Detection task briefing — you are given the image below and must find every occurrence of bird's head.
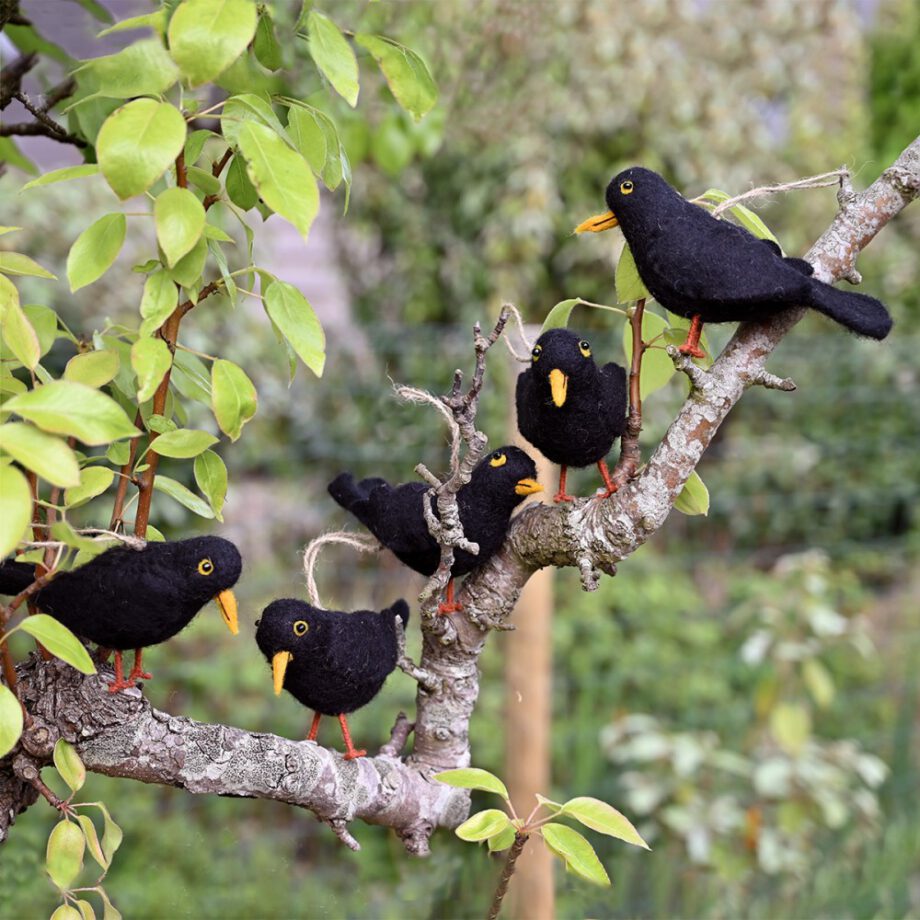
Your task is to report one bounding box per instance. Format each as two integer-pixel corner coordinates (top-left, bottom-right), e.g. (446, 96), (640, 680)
(255, 599), (323, 695)
(174, 535), (242, 636)
(527, 328), (600, 408)
(469, 445), (541, 506)
(575, 166), (680, 240)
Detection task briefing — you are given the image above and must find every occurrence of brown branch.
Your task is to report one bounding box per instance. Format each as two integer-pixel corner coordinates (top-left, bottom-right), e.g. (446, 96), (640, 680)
(202, 147), (233, 210)
(109, 412), (144, 531)
(0, 52), (36, 110)
(612, 296), (645, 489)
(488, 832), (529, 920)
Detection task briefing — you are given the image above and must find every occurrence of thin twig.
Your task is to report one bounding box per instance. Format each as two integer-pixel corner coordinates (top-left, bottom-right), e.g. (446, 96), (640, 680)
(378, 712), (415, 758)
(611, 298), (646, 489)
(487, 832), (529, 920)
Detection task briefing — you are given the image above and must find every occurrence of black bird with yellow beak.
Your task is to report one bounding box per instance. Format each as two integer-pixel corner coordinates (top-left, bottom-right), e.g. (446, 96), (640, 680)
(576, 166), (892, 356)
(0, 536), (241, 692)
(256, 598), (409, 760)
(329, 446), (541, 614)
(516, 328), (627, 502)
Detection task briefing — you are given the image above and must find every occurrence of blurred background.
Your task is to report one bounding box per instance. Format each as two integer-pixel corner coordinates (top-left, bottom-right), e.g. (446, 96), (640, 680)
(1, 0), (918, 917)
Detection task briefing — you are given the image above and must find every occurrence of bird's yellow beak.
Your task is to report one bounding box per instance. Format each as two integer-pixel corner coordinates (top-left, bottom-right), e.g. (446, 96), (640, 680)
(215, 589), (239, 635)
(575, 210), (618, 233)
(549, 369), (568, 407)
(515, 478), (543, 496)
(272, 650), (293, 696)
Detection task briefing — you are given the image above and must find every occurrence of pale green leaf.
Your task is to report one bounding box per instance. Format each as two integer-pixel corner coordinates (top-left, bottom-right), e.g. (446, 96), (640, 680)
(22, 164), (99, 190)
(3, 381), (140, 445)
(540, 297), (627, 334)
(673, 470), (710, 516)
(66, 213), (126, 292)
(203, 223), (233, 243)
(94, 802), (123, 864)
(194, 450), (227, 521)
(82, 38), (179, 99)
(64, 466), (115, 509)
(0, 683), (24, 759)
(168, 0), (258, 87)
(253, 9), (282, 71)
(131, 337), (172, 403)
(225, 153), (258, 209)
(220, 93), (290, 149)
(237, 122), (319, 240)
(97, 9), (166, 38)
(487, 824), (517, 852)
(696, 188), (779, 244)
(434, 768), (509, 800)
(153, 475), (215, 518)
(355, 33), (437, 121)
(0, 423), (80, 487)
(187, 165), (221, 195)
(211, 358), (257, 441)
(0, 464), (32, 557)
(770, 702), (811, 755)
(541, 823), (611, 887)
(287, 106), (326, 175)
(51, 906), (82, 920)
(0, 251), (56, 279)
(64, 350), (120, 388)
(167, 236), (207, 290)
(560, 797), (650, 849)
(263, 281), (325, 376)
(282, 101), (346, 191)
(74, 900), (97, 920)
(615, 243), (651, 303)
(139, 270), (179, 336)
(76, 814), (107, 872)
(803, 659), (835, 708)
(455, 809), (512, 843)
(24, 304), (60, 354)
(50, 521), (100, 552)
(46, 819), (85, 889)
(53, 739), (86, 793)
(0, 227), (22, 235)
(97, 99), (186, 200)
(19, 614), (96, 674)
(155, 187), (206, 268)
(307, 11), (358, 107)
(152, 428), (218, 459)
(0, 275), (39, 368)
(98, 888), (122, 920)
(622, 310), (675, 400)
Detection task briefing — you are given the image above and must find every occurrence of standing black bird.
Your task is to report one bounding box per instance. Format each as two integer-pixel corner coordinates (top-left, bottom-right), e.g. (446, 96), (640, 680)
(576, 166), (892, 356)
(328, 446), (541, 614)
(255, 598), (409, 760)
(516, 328), (627, 502)
(0, 536), (241, 692)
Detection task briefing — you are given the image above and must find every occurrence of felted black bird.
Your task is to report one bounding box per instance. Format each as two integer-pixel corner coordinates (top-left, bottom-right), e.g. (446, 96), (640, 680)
(516, 328), (628, 503)
(255, 598), (409, 760)
(576, 166), (892, 356)
(0, 536), (241, 692)
(328, 447), (541, 614)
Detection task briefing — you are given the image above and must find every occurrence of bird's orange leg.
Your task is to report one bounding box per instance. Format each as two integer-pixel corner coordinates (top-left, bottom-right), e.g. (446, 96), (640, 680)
(127, 647), (153, 682)
(107, 650), (136, 693)
(437, 577), (463, 615)
(553, 465), (576, 503)
(307, 711), (322, 741)
(678, 314), (706, 359)
(595, 459), (618, 499)
(338, 714), (366, 760)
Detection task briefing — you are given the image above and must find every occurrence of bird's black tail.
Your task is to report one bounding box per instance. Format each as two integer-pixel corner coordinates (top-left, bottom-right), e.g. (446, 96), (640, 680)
(386, 599), (410, 629)
(328, 473), (387, 525)
(0, 560), (40, 596)
(807, 280), (893, 340)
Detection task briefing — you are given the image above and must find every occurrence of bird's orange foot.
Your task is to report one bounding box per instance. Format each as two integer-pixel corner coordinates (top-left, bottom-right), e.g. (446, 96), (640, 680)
(344, 748), (367, 760)
(595, 485), (618, 500)
(553, 490), (576, 503)
(437, 601), (463, 615)
(107, 677), (137, 693)
(678, 342), (706, 359)
(129, 669), (153, 682)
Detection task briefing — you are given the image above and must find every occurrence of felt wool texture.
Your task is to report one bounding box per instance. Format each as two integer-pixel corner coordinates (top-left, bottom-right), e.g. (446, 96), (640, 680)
(255, 598), (409, 716)
(328, 446), (539, 578)
(516, 328), (628, 468)
(592, 167), (892, 339)
(0, 536), (242, 650)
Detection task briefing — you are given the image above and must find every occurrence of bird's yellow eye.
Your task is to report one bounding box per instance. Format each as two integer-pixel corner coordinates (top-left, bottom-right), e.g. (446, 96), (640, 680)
(197, 558), (214, 576)
(579, 340), (592, 357)
(293, 620), (309, 636)
(531, 344), (542, 362)
(620, 180), (634, 195)
(490, 452), (507, 468)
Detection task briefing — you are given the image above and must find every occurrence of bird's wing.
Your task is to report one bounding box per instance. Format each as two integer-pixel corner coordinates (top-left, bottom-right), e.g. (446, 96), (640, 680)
(363, 482), (435, 557)
(324, 613), (397, 682)
(600, 362), (628, 420)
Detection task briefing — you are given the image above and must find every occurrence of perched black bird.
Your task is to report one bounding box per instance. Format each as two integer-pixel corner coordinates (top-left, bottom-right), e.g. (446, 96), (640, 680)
(328, 447), (541, 614)
(255, 598), (409, 760)
(576, 166), (892, 356)
(516, 328), (628, 502)
(0, 536), (241, 692)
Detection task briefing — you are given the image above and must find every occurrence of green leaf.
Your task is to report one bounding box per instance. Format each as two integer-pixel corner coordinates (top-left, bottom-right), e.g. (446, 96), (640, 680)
(203, 223), (233, 243)
(4, 24), (72, 66)
(18, 615), (96, 674)
(0, 423), (80, 487)
(253, 9), (282, 71)
(64, 466), (115, 509)
(0, 275), (39, 369)
(97, 99), (186, 200)
(194, 450), (227, 521)
(307, 11), (359, 107)
(24, 304), (61, 354)
(187, 165), (221, 195)
(53, 739), (86, 793)
(673, 470), (710, 516)
(539, 297), (627, 335)
(0, 137), (38, 175)
(211, 358), (257, 441)
(0, 251), (56, 279)
(355, 34), (437, 121)
(622, 311), (674, 400)
(139, 270), (179, 336)
(82, 38), (179, 99)
(696, 188), (779, 244)
(73, 0), (112, 23)
(487, 824), (517, 852)
(0, 683), (24, 759)
(3, 381), (140, 445)
(66, 213), (126, 292)
(220, 93), (290, 149)
(152, 428), (218, 459)
(434, 768), (509, 800)
(76, 815), (107, 872)
(64, 350), (120, 388)
(541, 823), (611, 887)
(559, 797), (650, 849)
(167, 236), (207, 290)
(770, 701), (811, 755)
(74, 899), (97, 920)
(51, 906), (83, 920)
(97, 9), (166, 38)
(615, 244), (651, 303)
(153, 475), (215, 518)
(171, 350), (212, 404)
(803, 658), (835, 708)
(168, 0), (258, 87)
(455, 809), (512, 843)
(46, 819), (85, 889)
(287, 106), (326, 175)
(263, 282), (325, 376)
(131, 337), (173, 403)
(0, 464), (32, 557)
(237, 122), (319, 240)
(98, 888), (122, 920)
(94, 802), (123, 864)
(50, 521), (100, 553)
(155, 187), (206, 268)
(22, 164), (100, 190)
(225, 154), (258, 209)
